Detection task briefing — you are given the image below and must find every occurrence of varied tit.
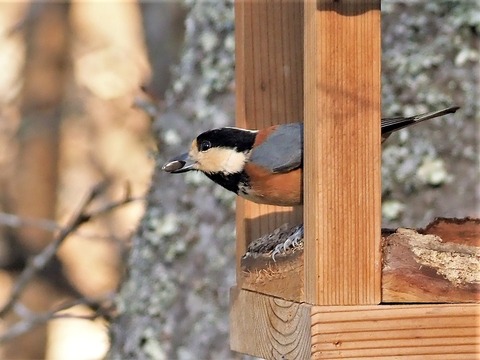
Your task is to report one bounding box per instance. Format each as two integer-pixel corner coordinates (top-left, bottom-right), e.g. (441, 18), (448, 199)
(163, 106), (459, 206)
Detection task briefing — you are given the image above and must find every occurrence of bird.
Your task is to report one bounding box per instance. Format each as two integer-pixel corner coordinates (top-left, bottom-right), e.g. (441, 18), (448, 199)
(163, 106), (459, 206)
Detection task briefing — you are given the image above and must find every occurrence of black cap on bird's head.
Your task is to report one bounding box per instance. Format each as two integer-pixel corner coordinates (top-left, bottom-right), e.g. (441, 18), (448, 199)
(162, 127), (257, 175)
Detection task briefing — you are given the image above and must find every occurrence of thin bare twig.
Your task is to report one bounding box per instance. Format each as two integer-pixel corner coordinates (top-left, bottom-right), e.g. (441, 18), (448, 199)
(0, 182), (136, 318)
(0, 212), (60, 232)
(0, 293), (115, 343)
(0, 195), (143, 240)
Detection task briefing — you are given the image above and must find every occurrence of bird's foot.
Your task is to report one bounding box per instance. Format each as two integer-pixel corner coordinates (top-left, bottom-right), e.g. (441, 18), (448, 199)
(271, 224), (304, 261)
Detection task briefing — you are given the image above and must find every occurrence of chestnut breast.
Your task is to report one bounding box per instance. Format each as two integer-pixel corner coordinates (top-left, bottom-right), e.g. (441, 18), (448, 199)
(242, 162), (303, 206)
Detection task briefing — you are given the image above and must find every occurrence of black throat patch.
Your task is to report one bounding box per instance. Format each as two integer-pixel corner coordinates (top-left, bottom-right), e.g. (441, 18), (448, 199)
(205, 171), (250, 195)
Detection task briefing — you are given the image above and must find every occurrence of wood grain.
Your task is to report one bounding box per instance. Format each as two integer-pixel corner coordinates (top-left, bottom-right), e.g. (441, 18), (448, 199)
(230, 287), (311, 359)
(303, 0), (382, 305)
(311, 303), (479, 359)
(230, 288), (479, 359)
(234, 0), (304, 278)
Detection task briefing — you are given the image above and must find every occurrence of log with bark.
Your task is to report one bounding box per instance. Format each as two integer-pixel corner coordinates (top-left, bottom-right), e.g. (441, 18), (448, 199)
(241, 218), (480, 303)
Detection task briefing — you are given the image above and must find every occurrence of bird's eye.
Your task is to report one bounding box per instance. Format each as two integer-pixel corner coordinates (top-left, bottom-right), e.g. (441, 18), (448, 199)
(200, 140), (211, 152)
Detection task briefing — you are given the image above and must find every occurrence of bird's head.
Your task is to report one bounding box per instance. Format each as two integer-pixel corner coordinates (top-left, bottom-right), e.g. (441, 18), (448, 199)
(162, 127), (257, 175)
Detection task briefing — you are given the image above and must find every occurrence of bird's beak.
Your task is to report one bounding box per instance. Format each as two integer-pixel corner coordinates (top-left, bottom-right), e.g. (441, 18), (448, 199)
(162, 152), (196, 173)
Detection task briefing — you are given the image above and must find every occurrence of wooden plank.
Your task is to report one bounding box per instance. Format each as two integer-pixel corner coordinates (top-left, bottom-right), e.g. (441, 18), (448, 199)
(230, 289), (479, 359)
(303, 0), (382, 305)
(310, 303), (479, 359)
(234, 0), (304, 278)
(239, 219), (479, 303)
(230, 287), (311, 359)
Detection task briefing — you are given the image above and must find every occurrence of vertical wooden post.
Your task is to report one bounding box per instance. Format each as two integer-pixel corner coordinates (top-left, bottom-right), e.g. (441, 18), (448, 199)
(234, 0), (304, 275)
(232, 2), (479, 358)
(304, 0), (382, 305)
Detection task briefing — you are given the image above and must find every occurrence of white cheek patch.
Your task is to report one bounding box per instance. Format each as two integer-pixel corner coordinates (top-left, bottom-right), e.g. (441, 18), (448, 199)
(198, 147), (248, 174)
(222, 150), (248, 174)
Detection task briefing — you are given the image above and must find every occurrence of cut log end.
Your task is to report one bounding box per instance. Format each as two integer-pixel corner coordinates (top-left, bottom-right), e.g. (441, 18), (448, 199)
(240, 218), (480, 303)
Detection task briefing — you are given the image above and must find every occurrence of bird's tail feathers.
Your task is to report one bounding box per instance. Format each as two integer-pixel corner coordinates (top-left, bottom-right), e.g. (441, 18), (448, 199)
(411, 106), (460, 124)
(381, 106), (460, 136)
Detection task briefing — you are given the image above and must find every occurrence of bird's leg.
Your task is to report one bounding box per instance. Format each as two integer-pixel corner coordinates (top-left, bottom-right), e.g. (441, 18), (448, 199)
(271, 224), (304, 261)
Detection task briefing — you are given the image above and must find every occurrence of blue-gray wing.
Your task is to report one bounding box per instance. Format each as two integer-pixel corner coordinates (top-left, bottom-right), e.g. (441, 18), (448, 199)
(250, 123), (303, 173)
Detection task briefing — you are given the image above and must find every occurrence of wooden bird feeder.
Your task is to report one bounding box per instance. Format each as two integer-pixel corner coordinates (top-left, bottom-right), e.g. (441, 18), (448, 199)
(230, 1), (479, 359)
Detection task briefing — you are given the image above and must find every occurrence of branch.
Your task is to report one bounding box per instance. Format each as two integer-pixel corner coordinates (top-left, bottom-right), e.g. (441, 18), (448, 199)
(0, 293), (115, 343)
(0, 212), (61, 233)
(0, 203), (143, 240)
(0, 182), (137, 318)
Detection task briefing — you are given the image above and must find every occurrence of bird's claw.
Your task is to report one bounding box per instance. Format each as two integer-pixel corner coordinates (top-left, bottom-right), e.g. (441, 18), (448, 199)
(271, 225), (304, 261)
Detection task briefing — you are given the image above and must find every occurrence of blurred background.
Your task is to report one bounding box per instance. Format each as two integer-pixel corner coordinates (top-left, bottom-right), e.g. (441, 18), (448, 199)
(0, 1), (478, 359)
(0, 1), (182, 359)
